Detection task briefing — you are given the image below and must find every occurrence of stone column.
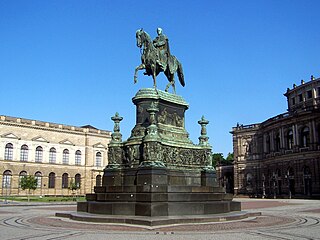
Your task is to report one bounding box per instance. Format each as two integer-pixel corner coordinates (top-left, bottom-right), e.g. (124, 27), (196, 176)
(198, 115), (210, 146)
(310, 120), (316, 149)
(270, 131), (274, 152)
(102, 112), (124, 187)
(292, 124), (297, 146)
(295, 124), (300, 147)
(280, 127), (285, 150)
(140, 102), (164, 167)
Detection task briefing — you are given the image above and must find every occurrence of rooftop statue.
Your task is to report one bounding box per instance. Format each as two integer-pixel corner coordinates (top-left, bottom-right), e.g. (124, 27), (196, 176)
(134, 28), (185, 94)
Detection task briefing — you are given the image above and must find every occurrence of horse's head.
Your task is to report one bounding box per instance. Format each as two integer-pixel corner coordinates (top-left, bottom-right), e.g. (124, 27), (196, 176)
(136, 29), (143, 48)
(136, 28), (153, 49)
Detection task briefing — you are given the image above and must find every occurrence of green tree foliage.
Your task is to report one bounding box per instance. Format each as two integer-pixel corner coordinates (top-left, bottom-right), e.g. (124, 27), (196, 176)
(222, 152), (234, 165)
(225, 152), (234, 162)
(212, 153), (224, 167)
(68, 180), (79, 191)
(69, 179), (80, 201)
(212, 152), (234, 166)
(20, 175), (37, 202)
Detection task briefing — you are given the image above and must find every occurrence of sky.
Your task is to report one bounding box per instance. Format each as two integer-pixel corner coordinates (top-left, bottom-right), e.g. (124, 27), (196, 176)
(0, 1), (319, 157)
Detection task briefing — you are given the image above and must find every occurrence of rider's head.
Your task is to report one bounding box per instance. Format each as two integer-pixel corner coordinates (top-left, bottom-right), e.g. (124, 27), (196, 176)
(157, 28), (163, 35)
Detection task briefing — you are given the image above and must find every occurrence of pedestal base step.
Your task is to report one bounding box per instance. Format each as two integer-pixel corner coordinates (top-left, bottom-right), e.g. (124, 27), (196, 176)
(56, 211), (261, 227)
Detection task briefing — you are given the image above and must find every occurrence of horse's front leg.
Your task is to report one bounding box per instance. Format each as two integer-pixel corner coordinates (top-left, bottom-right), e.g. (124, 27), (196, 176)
(134, 63), (145, 84)
(165, 82), (171, 92)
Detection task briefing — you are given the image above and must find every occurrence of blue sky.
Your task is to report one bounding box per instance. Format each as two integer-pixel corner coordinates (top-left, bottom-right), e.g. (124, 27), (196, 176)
(0, 1), (319, 157)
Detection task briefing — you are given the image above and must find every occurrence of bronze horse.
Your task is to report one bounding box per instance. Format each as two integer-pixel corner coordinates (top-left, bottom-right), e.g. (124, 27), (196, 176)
(134, 29), (185, 94)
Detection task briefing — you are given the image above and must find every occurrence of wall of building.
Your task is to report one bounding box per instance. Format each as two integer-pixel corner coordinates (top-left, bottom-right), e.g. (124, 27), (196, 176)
(0, 115), (111, 196)
(232, 77), (320, 198)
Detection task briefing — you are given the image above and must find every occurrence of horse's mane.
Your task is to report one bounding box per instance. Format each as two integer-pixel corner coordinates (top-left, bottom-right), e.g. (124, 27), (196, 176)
(140, 29), (155, 51)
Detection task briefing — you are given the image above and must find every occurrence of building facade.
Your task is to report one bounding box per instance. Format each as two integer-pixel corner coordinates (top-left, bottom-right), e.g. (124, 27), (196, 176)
(0, 115), (111, 196)
(231, 77), (320, 198)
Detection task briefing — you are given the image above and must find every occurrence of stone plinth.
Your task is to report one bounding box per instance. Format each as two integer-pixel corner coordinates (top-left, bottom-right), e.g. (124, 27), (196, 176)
(77, 88), (241, 221)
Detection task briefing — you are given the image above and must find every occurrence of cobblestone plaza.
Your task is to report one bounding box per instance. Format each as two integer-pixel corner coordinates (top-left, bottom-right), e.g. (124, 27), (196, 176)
(0, 198), (319, 239)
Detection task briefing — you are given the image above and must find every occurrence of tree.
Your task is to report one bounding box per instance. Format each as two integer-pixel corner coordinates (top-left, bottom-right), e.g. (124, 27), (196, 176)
(221, 152), (234, 165)
(20, 175), (37, 202)
(212, 153), (224, 167)
(225, 152), (234, 162)
(69, 179), (80, 201)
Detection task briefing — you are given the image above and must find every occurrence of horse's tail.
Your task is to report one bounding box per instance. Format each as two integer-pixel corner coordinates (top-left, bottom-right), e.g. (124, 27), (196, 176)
(177, 61), (185, 87)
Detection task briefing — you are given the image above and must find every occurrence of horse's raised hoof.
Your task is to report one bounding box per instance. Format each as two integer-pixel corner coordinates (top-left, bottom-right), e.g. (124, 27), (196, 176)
(153, 86), (158, 94)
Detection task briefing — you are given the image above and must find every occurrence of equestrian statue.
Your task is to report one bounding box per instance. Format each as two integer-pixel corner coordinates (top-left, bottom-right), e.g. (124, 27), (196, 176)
(134, 28), (185, 94)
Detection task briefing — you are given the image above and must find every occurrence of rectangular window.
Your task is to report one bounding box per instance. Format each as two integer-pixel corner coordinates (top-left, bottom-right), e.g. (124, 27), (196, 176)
(20, 150), (28, 162)
(291, 97), (295, 105)
(95, 154), (102, 167)
(75, 156), (81, 165)
(49, 152), (56, 163)
(35, 176), (42, 188)
(4, 148), (13, 160)
(2, 175), (11, 188)
(298, 94), (303, 102)
(75, 151), (81, 165)
(307, 90), (312, 99)
(48, 174), (55, 188)
(63, 154), (69, 164)
(35, 151), (43, 162)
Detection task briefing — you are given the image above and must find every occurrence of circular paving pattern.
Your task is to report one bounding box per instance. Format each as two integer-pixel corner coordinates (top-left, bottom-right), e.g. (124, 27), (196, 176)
(1, 199), (320, 240)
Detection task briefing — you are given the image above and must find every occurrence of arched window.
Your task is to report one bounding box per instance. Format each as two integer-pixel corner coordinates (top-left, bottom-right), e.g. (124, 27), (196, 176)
(35, 171), (42, 188)
(35, 146), (43, 162)
(2, 170), (12, 188)
(48, 172), (55, 188)
(4, 143), (13, 160)
(62, 173), (69, 188)
(301, 127), (310, 148)
(75, 150), (81, 165)
(287, 130), (293, 150)
(62, 149), (69, 165)
(19, 171), (27, 187)
(95, 152), (102, 167)
(246, 172), (253, 186)
(96, 174), (102, 187)
(20, 144), (28, 162)
(49, 148), (56, 163)
(75, 174), (81, 188)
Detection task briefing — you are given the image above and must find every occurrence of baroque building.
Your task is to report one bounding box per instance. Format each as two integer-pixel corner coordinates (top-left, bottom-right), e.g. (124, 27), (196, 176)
(231, 76), (320, 198)
(0, 115), (111, 196)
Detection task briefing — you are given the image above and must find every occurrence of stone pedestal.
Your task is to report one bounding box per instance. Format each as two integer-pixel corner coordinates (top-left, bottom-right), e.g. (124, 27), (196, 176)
(77, 88), (241, 219)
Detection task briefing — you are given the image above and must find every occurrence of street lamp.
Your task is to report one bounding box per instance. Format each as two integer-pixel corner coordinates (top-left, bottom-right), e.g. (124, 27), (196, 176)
(272, 172), (276, 199)
(262, 174), (266, 198)
(254, 166), (258, 198)
(285, 170), (292, 199)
